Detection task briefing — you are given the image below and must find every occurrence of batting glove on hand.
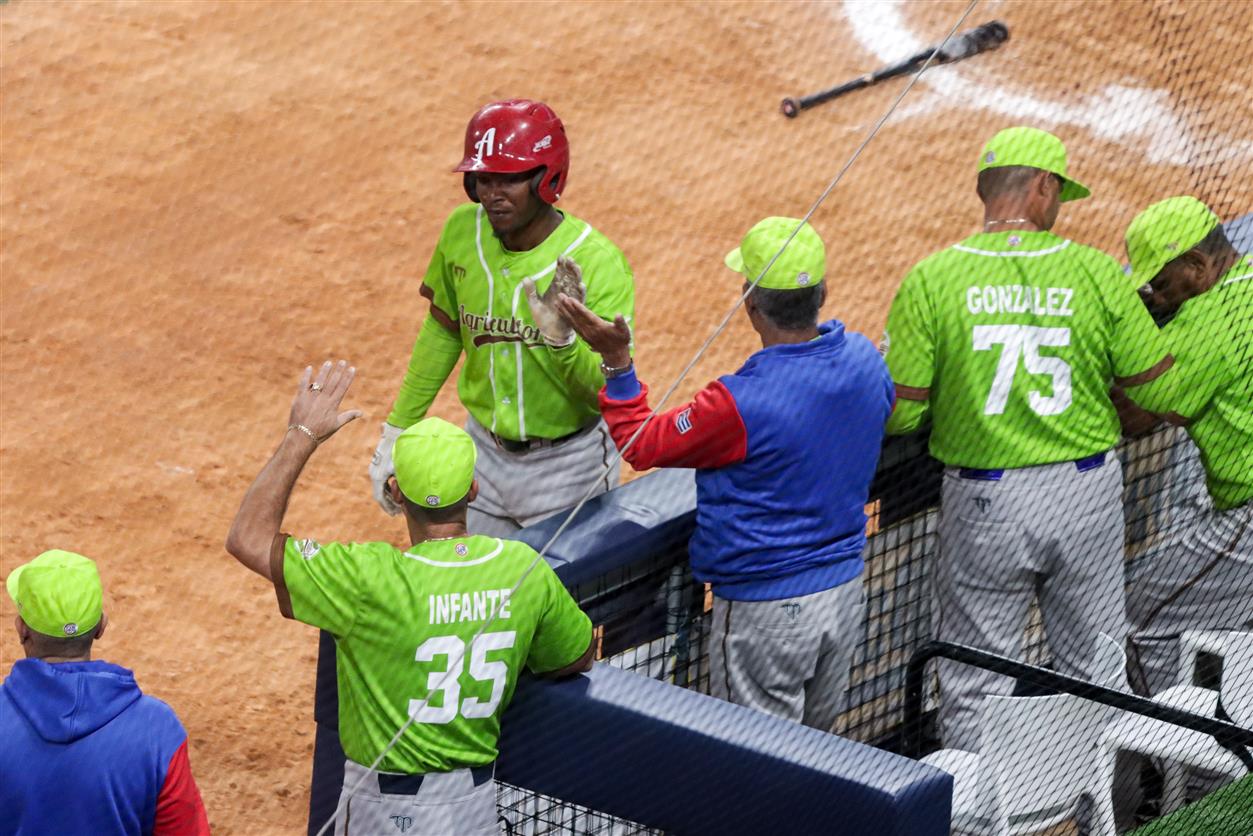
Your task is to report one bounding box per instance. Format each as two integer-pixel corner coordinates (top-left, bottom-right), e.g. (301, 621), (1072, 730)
(369, 422), (405, 516)
(523, 257), (586, 348)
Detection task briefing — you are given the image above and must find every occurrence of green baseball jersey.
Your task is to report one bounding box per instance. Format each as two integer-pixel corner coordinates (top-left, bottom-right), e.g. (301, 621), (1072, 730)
(883, 230), (1171, 468)
(390, 203), (635, 441)
(1161, 253), (1253, 510)
(274, 534), (592, 773)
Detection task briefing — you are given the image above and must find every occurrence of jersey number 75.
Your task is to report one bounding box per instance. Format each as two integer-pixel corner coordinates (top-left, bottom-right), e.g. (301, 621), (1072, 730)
(973, 325), (1073, 416)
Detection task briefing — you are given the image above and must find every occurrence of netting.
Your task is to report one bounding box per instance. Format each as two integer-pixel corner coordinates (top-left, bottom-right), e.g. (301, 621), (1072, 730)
(1, 1), (1251, 835)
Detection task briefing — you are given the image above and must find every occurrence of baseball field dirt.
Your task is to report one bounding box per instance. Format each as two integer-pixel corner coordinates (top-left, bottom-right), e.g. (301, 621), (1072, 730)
(3, 1), (1250, 831)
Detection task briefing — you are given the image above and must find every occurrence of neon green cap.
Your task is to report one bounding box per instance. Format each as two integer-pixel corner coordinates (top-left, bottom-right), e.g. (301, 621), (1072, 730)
(1124, 196), (1220, 284)
(977, 126), (1090, 202)
(724, 216), (825, 291)
(393, 417), (477, 509)
(6, 550), (103, 638)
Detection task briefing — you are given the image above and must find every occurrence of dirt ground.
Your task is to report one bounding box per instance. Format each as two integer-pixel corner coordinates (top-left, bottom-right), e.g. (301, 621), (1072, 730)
(2, 1), (1250, 832)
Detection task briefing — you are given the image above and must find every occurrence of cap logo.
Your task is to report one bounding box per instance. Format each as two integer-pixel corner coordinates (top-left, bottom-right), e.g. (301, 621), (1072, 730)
(796, 272), (811, 286)
(985, 151), (996, 163)
(425, 495), (440, 507)
(63, 623), (78, 636)
(532, 135), (552, 153)
(473, 127), (497, 163)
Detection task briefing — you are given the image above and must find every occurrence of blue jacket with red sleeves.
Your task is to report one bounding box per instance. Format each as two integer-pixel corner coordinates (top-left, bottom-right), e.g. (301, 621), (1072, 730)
(600, 320), (893, 601)
(0, 658), (210, 836)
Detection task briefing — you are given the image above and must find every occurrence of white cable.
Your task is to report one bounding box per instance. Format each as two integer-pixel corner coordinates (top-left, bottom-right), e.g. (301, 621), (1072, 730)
(317, 3), (979, 831)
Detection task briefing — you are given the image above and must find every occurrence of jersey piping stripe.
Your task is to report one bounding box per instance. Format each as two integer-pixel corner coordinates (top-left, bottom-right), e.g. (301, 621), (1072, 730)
(403, 538), (505, 567)
(473, 206), (499, 433)
(950, 240), (1072, 258)
(1221, 270), (1253, 286)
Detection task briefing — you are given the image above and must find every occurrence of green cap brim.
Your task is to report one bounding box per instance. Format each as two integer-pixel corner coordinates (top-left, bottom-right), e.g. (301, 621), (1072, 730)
(724, 247), (745, 274)
(5, 564), (25, 605)
(1059, 176), (1090, 203)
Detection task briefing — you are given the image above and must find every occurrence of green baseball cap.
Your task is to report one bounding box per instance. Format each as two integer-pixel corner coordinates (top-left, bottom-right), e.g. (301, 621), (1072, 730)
(393, 416), (477, 509)
(724, 216), (826, 291)
(6, 550), (103, 639)
(977, 126), (1090, 202)
(1125, 195), (1220, 284)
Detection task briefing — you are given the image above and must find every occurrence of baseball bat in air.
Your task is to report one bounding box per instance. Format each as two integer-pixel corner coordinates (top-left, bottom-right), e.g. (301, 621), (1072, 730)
(780, 20), (1010, 118)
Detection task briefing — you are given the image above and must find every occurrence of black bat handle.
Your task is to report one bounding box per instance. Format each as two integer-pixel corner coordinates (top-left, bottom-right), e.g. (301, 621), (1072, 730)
(781, 75), (873, 118)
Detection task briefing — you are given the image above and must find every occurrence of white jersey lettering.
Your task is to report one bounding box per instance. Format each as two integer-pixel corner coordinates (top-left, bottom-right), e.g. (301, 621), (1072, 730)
(965, 285), (1076, 317)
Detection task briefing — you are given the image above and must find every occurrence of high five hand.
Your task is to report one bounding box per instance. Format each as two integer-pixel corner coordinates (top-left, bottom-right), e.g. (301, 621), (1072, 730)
(523, 256), (586, 348)
(554, 295), (632, 369)
(288, 360), (363, 444)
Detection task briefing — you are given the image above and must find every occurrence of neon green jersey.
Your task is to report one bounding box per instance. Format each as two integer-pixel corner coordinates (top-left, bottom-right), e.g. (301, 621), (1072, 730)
(275, 534), (592, 773)
(1162, 253), (1253, 510)
(884, 230), (1171, 468)
(389, 203), (634, 441)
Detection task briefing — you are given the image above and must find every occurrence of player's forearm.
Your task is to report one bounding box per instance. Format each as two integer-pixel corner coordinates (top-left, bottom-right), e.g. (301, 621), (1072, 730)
(1118, 354), (1179, 415)
(545, 338), (607, 408)
(885, 393), (929, 435)
(387, 316), (463, 428)
(225, 431), (317, 581)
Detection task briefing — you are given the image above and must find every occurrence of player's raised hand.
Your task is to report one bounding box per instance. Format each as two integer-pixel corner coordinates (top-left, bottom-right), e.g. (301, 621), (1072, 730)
(555, 295), (632, 368)
(523, 258), (586, 349)
(288, 360), (363, 444)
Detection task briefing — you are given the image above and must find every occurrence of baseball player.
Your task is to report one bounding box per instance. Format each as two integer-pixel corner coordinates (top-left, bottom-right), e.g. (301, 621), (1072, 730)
(369, 99), (635, 537)
(557, 217), (894, 731)
(1118, 196), (1252, 695)
(882, 126), (1179, 752)
(226, 361), (595, 835)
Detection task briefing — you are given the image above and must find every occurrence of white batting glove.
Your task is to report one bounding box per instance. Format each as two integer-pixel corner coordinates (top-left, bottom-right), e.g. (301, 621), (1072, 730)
(369, 422), (405, 516)
(523, 257), (586, 348)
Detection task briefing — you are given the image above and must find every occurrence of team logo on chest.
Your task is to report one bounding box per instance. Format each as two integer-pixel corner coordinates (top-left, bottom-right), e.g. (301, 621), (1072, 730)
(459, 304), (545, 348)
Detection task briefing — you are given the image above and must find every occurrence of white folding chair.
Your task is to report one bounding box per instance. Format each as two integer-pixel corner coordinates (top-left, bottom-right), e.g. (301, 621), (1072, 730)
(1179, 628), (1230, 685)
(1093, 631), (1253, 834)
(923, 633), (1125, 835)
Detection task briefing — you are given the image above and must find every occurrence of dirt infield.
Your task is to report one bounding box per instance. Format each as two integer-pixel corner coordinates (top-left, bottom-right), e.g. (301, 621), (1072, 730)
(2, 2), (1250, 832)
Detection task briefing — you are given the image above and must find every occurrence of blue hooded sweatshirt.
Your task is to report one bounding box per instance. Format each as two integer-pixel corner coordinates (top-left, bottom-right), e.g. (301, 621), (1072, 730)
(0, 659), (204, 835)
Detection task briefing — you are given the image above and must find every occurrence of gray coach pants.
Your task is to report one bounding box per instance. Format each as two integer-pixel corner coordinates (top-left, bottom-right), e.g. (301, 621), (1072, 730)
(935, 453), (1127, 752)
(334, 759), (497, 836)
(709, 577), (865, 732)
(1126, 502), (1253, 695)
(465, 418), (620, 538)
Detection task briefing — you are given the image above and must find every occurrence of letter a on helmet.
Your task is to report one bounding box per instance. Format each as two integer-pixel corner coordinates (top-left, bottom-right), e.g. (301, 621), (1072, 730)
(455, 99), (570, 204)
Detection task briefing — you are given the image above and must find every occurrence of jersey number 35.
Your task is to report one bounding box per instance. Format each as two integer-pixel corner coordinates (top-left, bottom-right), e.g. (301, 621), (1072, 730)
(409, 631), (517, 724)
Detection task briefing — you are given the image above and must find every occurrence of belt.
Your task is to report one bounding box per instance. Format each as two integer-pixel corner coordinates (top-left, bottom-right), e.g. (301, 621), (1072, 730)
(377, 764), (495, 795)
(489, 422), (594, 454)
(958, 451), (1107, 482)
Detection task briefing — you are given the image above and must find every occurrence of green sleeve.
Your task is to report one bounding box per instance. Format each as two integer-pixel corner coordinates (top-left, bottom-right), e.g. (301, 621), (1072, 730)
(882, 267), (936, 392)
(886, 397), (930, 436)
(1135, 307), (1233, 418)
(546, 246), (635, 408)
(387, 228), (464, 428)
(387, 315), (464, 428)
(526, 562), (593, 674)
(1105, 268), (1172, 380)
(279, 538), (365, 637)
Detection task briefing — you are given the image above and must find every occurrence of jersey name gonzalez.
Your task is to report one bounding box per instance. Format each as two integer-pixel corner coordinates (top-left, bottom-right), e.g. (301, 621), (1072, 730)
(458, 304), (544, 348)
(966, 285), (1074, 316)
(429, 589), (513, 625)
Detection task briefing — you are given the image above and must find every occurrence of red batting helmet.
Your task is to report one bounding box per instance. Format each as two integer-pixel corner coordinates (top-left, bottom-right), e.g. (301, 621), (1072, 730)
(455, 99), (570, 205)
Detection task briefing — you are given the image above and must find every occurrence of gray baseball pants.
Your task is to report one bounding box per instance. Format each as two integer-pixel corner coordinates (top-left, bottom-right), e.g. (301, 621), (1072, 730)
(1126, 502), (1253, 695)
(935, 453), (1127, 752)
(334, 759), (497, 836)
(709, 576), (865, 732)
(465, 417), (620, 538)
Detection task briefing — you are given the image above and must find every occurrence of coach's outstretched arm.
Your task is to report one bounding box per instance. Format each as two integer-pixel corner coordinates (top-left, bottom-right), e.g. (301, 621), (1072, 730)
(226, 360), (361, 580)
